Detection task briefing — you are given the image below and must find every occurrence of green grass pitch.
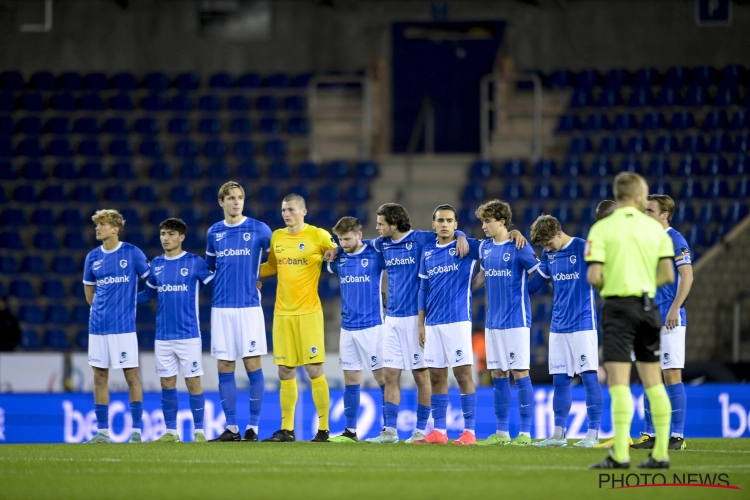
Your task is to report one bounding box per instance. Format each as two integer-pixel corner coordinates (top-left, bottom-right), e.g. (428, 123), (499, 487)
(1, 439), (748, 499)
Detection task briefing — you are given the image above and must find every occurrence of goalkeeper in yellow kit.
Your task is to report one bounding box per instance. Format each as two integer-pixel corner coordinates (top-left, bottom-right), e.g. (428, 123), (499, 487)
(260, 193), (338, 442)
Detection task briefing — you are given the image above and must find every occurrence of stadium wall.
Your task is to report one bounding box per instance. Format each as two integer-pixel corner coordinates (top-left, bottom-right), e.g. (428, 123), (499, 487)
(0, 0), (748, 75)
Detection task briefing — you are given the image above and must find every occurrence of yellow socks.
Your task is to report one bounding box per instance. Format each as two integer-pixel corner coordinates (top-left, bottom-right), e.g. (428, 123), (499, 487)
(645, 384), (672, 461)
(310, 375), (330, 431)
(609, 385), (633, 463)
(280, 378), (298, 430)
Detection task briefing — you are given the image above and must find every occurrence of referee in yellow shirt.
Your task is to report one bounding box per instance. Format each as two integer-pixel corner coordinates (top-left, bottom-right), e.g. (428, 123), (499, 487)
(584, 173), (675, 469)
(260, 194), (338, 442)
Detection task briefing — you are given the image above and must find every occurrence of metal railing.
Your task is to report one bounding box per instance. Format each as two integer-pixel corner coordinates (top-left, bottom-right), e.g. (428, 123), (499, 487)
(480, 72), (543, 161)
(307, 74), (372, 161)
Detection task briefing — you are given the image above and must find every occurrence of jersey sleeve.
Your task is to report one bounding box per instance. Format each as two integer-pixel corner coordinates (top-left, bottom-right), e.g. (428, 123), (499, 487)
(137, 273), (158, 303)
(205, 227), (216, 270)
(536, 251), (550, 279)
(584, 222), (605, 264)
(259, 233), (278, 278)
(82, 253), (95, 285)
(366, 236), (383, 252)
(418, 248), (429, 279)
(327, 259), (339, 274)
(135, 248), (150, 278)
(317, 228), (338, 252)
(671, 233), (692, 267)
(259, 223), (273, 252)
(195, 257), (215, 285)
(376, 250), (386, 270)
(467, 238), (482, 260)
(519, 245), (540, 274)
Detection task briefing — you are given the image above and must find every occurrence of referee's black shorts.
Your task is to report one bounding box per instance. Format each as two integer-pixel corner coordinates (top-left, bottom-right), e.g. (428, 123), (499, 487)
(601, 297), (662, 363)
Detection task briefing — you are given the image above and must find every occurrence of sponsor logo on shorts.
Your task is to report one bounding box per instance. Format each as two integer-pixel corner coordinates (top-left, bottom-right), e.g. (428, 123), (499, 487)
(120, 260), (128, 268)
(425, 358), (435, 364)
(212, 347), (227, 356)
(96, 276), (130, 286)
(371, 355), (378, 367)
(274, 355), (286, 361)
(298, 243), (305, 251)
(243, 233), (251, 241)
(384, 358), (394, 364)
(550, 363), (566, 370)
(503, 253), (511, 262)
(88, 356), (102, 363)
(580, 354), (587, 366)
(180, 268), (188, 277)
(157, 367), (170, 373)
(570, 255), (577, 264)
(249, 340), (257, 352)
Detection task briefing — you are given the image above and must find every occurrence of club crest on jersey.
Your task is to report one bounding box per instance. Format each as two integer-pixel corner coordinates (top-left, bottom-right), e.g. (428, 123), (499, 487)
(216, 232), (226, 241)
(298, 243), (305, 251)
(406, 242), (413, 250)
(449, 248), (456, 256)
(580, 354), (587, 365)
(503, 253), (510, 262)
(243, 233), (251, 241)
(180, 268), (188, 276)
(361, 259), (369, 267)
(570, 255), (577, 264)
(119, 259), (128, 268)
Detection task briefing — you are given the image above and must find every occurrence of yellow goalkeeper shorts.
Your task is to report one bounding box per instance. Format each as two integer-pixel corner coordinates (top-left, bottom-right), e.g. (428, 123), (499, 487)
(272, 310), (325, 366)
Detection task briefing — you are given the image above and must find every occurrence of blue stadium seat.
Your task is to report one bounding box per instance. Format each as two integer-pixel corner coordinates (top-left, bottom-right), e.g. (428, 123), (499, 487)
(697, 202), (722, 224)
(22, 161), (47, 180)
(501, 158), (526, 177)
(18, 137), (44, 157)
(628, 87), (655, 107)
(326, 161), (350, 179)
(548, 69), (575, 88)
(318, 185), (340, 205)
(266, 73), (291, 88)
(347, 184), (370, 204)
(206, 161), (230, 179)
(233, 140), (256, 158)
(0, 137), (13, 157)
(685, 225), (708, 249)
(137, 330), (156, 350)
(74, 116), (101, 134)
(730, 110), (749, 131)
(78, 139), (104, 157)
(178, 161), (201, 180)
(20, 93), (46, 112)
(315, 208), (340, 228)
(502, 182), (525, 200)
(721, 64), (745, 86)
(206, 207), (224, 222)
(294, 73), (314, 88)
(21, 330), (42, 350)
(78, 93), (105, 111)
(147, 208), (171, 226)
(10, 279), (35, 299)
(705, 155), (730, 176)
(560, 181), (584, 200)
(681, 134), (707, 154)
(119, 208), (141, 227)
(46, 92), (73, 112)
(236, 73), (262, 89)
(604, 68), (631, 89)
(167, 117), (190, 135)
(612, 113), (637, 131)
(134, 117), (159, 135)
(589, 181), (613, 200)
(284, 95), (305, 112)
(174, 72), (200, 91)
(109, 93), (134, 111)
(47, 138), (74, 157)
(576, 69), (601, 89)
(0, 255), (18, 274)
(262, 208), (284, 227)
(557, 114), (582, 133)
(569, 89), (593, 108)
(133, 185), (159, 203)
(170, 186), (194, 204)
(677, 155), (702, 177)
(34, 232), (59, 251)
(228, 95), (250, 112)
(0, 92), (16, 112)
(569, 136), (593, 155)
(41, 279), (66, 299)
(13, 185), (39, 203)
(75, 329), (89, 350)
(70, 185), (98, 203)
(79, 160), (106, 179)
(618, 155), (643, 174)
(72, 305), (90, 325)
(671, 202), (695, 225)
(259, 117), (281, 134)
(462, 184), (485, 203)
(268, 160), (291, 179)
(31, 208), (56, 226)
(297, 161), (320, 180)
(58, 208), (84, 227)
(646, 156), (671, 177)
(469, 160), (493, 180)
(702, 110), (729, 131)
(111, 161), (136, 180)
(255, 95), (277, 112)
(1, 208), (26, 226)
(522, 204), (545, 224)
(143, 72), (169, 92)
(229, 117), (252, 134)
(109, 72), (137, 91)
(45, 305), (71, 324)
(706, 178), (730, 199)
(707, 132), (733, 154)
(551, 203), (574, 224)
(46, 116), (72, 134)
(0, 160), (16, 180)
(656, 86), (681, 107)
(583, 113), (610, 132)
(633, 67), (660, 87)
(679, 178), (705, 199)
(178, 208), (201, 227)
(198, 94), (220, 112)
(237, 161), (260, 180)
(734, 177), (749, 198)
(57, 72), (83, 91)
(0, 116), (13, 136)
(735, 133), (749, 154)
(41, 186), (66, 203)
(664, 66), (689, 88)
(257, 185), (280, 204)
(725, 202), (749, 224)
(533, 159), (557, 178)
(175, 139), (198, 158)
(684, 84), (711, 107)
(692, 66), (718, 86)
(653, 134), (680, 154)
(18, 116), (43, 135)
(104, 185), (128, 203)
(139, 139), (163, 158)
(20, 255), (46, 274)
(141, 93), (169, 112)
(198, 117), (221, 135)
(209, 73), (232, 89)
(598, 135), (623, 155)
(596, 89), (621, 108)
(626, 135), (650, 154)
(53, 161), (77, 180)
(263, 139), (286, 159)
(83, 72), (108, 91)
(0, 71), (24, 90)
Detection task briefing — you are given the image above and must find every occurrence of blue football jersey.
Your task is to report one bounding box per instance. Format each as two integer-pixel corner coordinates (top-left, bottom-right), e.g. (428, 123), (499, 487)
(205, 216), (272, 308)
(655, 227), (691, 326)
(480, 238), (540, 329)
(138, 252), (214, 341)
(82, 242), (150, 335)
(536, 238), (597, 333)
(418, 238), (481, 326)
(327, 243), (386, 331)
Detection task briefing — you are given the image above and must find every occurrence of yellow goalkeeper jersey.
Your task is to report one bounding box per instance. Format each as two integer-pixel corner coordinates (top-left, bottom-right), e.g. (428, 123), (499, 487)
(260, 224), (338, 315)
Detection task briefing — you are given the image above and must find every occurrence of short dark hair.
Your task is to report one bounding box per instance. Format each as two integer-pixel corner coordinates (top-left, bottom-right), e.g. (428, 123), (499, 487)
(475, 199), (513, 227)
(159, 218), (187, 235)
(376, 203), (412, 232)
(432, 204), (457, 220)
(333, 216), (362, 235)
(648, 194), (675, 222)
(595, 200), (616, 221)
(530, 215), (561, 246)
(283, 193), (306, 209)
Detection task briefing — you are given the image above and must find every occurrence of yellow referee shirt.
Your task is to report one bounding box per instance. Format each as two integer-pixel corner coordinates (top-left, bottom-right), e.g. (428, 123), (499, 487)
(584, 206), (673, 299)
(260, 224), (337, 315)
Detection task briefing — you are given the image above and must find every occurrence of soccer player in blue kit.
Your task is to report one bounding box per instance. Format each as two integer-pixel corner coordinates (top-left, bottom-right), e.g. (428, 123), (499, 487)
(325, 217), (387, 443)
(472, 200), (539, 446)
(82, 209), (150, 444)
(138, 218), (214, 442)
(528, 215), (604, 448)
(415, 205), (482, 445)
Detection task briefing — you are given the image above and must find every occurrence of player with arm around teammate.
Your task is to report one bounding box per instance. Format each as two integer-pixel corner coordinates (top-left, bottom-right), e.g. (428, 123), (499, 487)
(138, 218), (213, 442)
(527, 215), (604, 448)
(326, 217), (387, 443)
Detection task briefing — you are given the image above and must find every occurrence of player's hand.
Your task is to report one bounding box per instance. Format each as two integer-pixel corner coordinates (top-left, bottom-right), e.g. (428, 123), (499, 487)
(456, 235), (469, 258)
(256, 281), (262, 290)
(418, 324), (426, 348)
(324, 247), (339, 263)
(509, 230), (527, 248)
(665, 306), (680, 330)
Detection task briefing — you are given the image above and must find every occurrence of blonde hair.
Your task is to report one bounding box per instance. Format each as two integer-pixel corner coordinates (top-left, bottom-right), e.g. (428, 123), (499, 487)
(530, 215), (561, 246)
(648, 194), (675, 222)
(613, 172), (646, 202)
(333, 216), (362, 235)
(218, 180), (245, 201)
(92, 209), (125, 232)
